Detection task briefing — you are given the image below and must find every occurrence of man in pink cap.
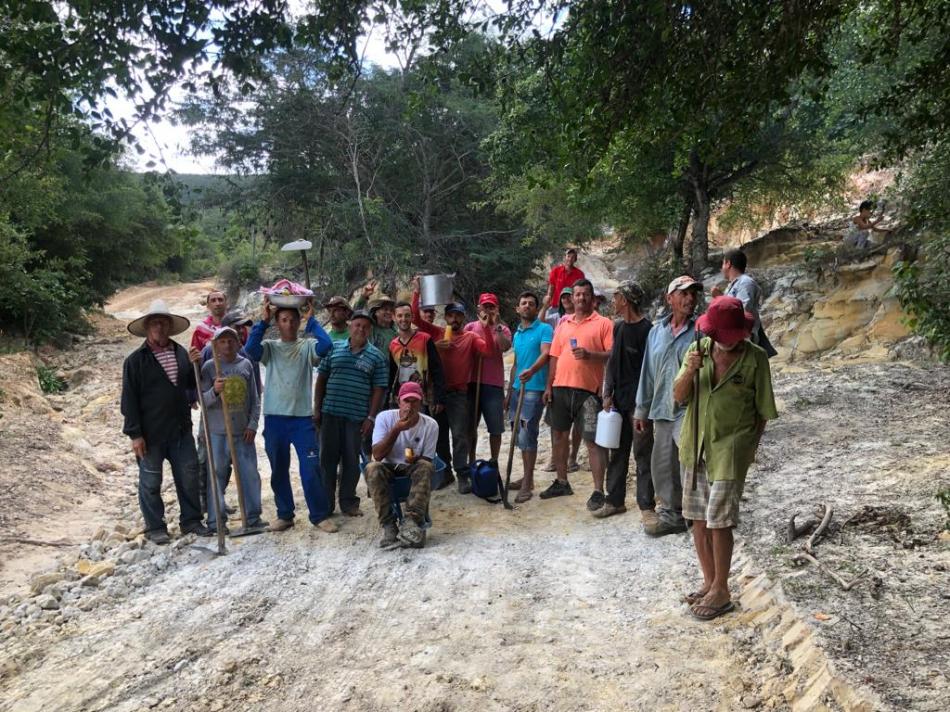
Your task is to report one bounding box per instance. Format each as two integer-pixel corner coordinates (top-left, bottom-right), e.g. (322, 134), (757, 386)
(464, 292), (512, 463)
(673, 296), (778, 621)
(366, 382), (440, 549)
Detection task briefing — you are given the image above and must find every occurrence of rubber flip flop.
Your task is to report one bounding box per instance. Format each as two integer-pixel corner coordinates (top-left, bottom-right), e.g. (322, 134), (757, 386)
(690, 601), (735, 621)
(683, 590), (708, 605)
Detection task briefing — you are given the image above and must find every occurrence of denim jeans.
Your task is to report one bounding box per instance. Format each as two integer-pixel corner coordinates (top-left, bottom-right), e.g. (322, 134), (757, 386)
(319, 412), (364, 513)
(507, 389), (544, 451)
(137, 430), (203, 535)
(443, 390), (471, 475)
(263, 415), (331, 524)
(604, 408), (655, 510)
(206, 432), (263, 528)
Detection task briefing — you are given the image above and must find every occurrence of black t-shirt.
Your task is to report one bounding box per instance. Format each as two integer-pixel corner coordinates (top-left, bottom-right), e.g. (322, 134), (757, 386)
(606, 318), (652, 412)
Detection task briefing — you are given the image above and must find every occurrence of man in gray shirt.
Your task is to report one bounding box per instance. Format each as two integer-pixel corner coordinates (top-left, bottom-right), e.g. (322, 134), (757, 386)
(200, 327), (265, 532)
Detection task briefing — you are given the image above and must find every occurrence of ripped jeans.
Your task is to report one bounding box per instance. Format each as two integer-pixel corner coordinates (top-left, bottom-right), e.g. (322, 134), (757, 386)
(263, 415), (331, 524)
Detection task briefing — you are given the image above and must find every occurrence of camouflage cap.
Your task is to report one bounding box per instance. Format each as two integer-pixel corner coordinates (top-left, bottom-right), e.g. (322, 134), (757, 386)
(615, 280), (645, 306)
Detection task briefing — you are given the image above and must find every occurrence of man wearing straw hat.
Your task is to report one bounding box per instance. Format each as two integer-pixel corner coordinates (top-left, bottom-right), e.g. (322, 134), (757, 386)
(673, 296), (778, 621)
(199, 326), (266, 534)
(121, 300), (210, 544)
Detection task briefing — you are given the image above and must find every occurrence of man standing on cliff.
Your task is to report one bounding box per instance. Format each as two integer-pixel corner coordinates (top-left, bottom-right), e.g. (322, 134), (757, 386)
(540, 247), (585, 318)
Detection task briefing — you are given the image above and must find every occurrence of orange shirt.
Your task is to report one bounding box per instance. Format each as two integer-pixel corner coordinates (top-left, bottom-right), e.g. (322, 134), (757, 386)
(549, 312), (614, 394)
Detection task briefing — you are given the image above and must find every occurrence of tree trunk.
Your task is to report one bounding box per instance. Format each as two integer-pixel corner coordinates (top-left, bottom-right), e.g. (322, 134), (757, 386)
(672, 199), (691, 267)
(689, 185), (711, 275)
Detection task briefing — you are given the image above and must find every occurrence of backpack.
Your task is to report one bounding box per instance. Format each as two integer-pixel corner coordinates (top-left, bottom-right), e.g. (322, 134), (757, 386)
(469, 459), (504, 503)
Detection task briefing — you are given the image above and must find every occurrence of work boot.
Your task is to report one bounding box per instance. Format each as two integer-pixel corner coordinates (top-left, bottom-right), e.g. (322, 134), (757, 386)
(397, 518), (426, 548)
(269, 518), (294, 532)
(314, 518), (339, 533)
(593, 503), (627, 519)
(379, 522), (398, 548)
(457, 473), (472, 495)
(643, 516), (687, 537)
(640, 509), (659, 529)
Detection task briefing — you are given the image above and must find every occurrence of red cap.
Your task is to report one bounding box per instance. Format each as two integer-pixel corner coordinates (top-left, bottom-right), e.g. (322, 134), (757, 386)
(398, 382), (424, 401)
(697, 296), (754, 344)
(478, 293), (499, 307)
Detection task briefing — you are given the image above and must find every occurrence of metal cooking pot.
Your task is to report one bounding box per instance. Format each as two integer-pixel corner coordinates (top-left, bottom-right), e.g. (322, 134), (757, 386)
(420, 273), (456, 307)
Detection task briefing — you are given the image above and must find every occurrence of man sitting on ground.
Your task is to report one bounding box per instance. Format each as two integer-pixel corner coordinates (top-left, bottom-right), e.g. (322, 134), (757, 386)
(673, 296), (777, 621)
(366, 382), (439, 549)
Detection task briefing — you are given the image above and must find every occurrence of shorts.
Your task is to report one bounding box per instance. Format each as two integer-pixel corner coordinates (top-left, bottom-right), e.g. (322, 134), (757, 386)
(468, 383), (505, 436)
(507, 389), (544, 451)
(549, 387), (600, 441)
(681, 461), (744, 528)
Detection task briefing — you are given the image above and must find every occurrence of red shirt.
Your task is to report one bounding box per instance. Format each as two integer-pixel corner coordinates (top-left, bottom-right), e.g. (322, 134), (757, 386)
(191, 316), (248, 351)
(411, 293), (492, 391)
(549, 265), (586, 300)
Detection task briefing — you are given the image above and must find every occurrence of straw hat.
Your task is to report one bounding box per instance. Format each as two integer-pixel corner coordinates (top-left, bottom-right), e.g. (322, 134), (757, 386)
(127, 299), (190, 337)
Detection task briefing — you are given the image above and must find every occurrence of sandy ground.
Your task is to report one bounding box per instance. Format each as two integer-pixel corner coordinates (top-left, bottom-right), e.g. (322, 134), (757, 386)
(0, 278), (947, 711)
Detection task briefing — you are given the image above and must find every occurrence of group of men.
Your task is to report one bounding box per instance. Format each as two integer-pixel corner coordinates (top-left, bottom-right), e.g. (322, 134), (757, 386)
(120, 246), (776, 618)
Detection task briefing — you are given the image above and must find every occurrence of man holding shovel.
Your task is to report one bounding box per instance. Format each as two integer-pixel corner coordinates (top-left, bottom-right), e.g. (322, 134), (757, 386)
(464, 293), (512, 464)
(673, 296), (777, 620)
(121, 300), (210, 544)
(504, 291), (553, 503)
(200, 327), (266, 534)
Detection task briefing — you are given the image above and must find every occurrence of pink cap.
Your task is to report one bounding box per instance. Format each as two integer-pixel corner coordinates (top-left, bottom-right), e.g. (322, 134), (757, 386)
(398, 382), (424, 401)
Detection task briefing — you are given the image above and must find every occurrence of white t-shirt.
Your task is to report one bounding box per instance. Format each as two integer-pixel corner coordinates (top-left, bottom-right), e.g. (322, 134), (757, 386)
(371, 409), (439, 465)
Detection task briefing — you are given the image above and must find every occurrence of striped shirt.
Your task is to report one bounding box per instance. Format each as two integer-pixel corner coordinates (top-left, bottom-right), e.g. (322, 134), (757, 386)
(148, 341), (179, 385)
(317, 339), (389, 421)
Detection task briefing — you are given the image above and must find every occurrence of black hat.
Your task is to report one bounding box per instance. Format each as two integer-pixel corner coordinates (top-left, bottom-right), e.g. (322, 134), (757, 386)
(349, 309), (374, 323)
(444, 302), (466, 315)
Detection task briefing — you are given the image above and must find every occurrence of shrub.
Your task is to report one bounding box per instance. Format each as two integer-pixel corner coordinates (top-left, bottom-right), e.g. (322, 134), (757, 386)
(36, 365), (66, 394)
(893, 231), (950, 362)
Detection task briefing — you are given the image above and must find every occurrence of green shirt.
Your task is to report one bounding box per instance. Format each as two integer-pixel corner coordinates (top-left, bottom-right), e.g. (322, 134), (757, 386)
(327, 326), (349, 343)
(677, 338), (778, 483)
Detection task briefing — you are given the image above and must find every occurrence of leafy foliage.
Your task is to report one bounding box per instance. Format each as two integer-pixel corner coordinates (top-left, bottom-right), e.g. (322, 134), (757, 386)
(36, 365), (66, 394)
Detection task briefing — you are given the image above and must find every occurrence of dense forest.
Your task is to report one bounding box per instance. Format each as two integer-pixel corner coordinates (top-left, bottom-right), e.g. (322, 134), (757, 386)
(0, 1), (946, 354)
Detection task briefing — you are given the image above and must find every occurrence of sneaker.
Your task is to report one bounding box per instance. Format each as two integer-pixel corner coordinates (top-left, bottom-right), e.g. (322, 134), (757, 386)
(457, 473), (472, 495)
(269, 518), (294, 532)
(379, 523), (398, 548)
(643, 517), (688, 537)
(539, 480), (574, 499)
(586, 491), (606, 512)
(204, 524), (230, 536)
(592, 503), (627, 519)
(145, 529), (171, 545)
(314, 518), (339, 533)
(184, 524), (213, 537)
(397, 518), (426, 548)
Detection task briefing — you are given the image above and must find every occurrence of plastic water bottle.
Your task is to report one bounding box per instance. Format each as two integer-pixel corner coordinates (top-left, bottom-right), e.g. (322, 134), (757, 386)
(595, 409), (622, 449)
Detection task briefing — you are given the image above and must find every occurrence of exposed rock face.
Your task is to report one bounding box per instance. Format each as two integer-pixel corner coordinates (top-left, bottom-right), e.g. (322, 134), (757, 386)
(762, 249), (913, 361)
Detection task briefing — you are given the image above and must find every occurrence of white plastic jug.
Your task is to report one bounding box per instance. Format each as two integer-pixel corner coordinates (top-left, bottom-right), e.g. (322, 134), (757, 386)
(595, 409), (622, 449)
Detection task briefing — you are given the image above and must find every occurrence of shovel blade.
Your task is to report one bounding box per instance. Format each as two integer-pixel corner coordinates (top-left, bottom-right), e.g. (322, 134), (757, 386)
(281, 239), (313, 252)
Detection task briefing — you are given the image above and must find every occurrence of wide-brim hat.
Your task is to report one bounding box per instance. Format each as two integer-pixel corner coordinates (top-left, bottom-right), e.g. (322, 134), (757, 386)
(368, 294), (395, 312)
(127, 299), (190, 337)
(697, 296), (754, 344)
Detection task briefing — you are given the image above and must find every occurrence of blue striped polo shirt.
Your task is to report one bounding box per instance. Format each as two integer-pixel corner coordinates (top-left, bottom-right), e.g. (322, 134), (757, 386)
(317, 339), (389, 420)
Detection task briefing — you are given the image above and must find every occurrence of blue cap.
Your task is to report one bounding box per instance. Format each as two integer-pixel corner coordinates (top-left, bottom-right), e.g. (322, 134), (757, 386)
(444, 302), (466, 315)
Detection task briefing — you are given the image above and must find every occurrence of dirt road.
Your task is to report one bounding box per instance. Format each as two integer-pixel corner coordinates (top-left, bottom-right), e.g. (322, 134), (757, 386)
(1, 279), (947, 711)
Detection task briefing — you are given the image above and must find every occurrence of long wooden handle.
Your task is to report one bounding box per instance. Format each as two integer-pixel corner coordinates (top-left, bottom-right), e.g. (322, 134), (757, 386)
(502, 387), (527, 510)
(211, 346), (248, 524)
(193, 360), (226, 555)
(691, 331), (702, 491)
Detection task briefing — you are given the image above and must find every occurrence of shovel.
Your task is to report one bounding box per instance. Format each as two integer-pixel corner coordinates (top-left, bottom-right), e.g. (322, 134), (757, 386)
(281, 239), (313, 290)
(501, 386), (526, 511)
(192, 361), (226, 556)
(691, 329), (702, 491)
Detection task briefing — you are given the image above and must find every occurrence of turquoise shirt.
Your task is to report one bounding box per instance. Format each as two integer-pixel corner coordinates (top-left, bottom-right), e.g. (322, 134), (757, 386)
(512, 319), (554, 392)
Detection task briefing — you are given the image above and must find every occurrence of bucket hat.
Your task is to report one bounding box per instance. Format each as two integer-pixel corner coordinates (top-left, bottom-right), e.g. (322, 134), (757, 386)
(697, 296), (754, 344)
(127, 300), (190, 337)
